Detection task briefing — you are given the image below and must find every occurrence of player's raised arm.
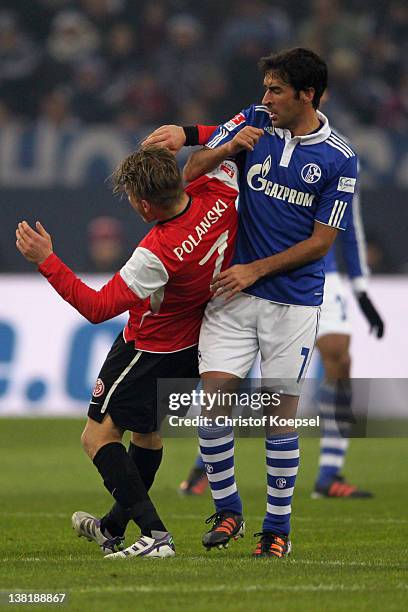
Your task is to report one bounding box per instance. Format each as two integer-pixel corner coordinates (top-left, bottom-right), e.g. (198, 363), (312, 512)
(183, 126), (264, 182)
(16, 220), (138, 323)
(142, 125), (218, 153)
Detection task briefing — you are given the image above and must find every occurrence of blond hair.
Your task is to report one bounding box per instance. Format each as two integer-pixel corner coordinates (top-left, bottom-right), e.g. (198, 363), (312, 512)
(112, 146), (183, 209)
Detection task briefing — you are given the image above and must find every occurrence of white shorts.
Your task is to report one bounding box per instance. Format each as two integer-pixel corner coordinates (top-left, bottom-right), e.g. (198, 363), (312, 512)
(198, 292), (320, 395)
(318, 272), (352, 338)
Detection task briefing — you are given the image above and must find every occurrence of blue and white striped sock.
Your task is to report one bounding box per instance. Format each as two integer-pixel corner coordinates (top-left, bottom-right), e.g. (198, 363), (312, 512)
(317, 382), (351, 487)
(263, 433), (299, 536)
(198, 424), (242, 515)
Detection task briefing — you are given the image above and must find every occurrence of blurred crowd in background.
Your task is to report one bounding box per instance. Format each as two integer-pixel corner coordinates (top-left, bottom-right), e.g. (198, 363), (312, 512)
(1, 0), (406, 275)
(0, 0), (406, 133)
(83, 215), (397, 275)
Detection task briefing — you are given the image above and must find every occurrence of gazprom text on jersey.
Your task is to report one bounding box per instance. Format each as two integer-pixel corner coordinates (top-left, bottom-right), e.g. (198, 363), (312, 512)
(248, 173), (316, 207)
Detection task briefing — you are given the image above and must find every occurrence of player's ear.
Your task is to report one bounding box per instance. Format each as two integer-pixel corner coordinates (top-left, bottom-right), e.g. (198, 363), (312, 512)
(301, 88), (315, 105)
(141, 199), (151, 214)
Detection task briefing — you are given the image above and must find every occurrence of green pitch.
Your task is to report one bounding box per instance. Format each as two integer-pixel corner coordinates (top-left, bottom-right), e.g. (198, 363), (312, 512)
(0, 419), (407, 612)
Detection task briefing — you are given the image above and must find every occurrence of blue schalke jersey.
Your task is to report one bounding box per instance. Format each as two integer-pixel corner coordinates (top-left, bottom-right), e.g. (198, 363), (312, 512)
(206, 106), (358, 306)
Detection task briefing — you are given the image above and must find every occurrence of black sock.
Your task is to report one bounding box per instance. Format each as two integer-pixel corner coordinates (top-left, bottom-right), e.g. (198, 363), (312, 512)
(129, 443), (163, 491)
(100, 443), (163, 537)
(93, 442), (166, 537)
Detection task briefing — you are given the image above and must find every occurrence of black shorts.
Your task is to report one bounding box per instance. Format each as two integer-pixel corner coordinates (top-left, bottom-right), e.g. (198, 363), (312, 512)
(88, 332), (199, 433)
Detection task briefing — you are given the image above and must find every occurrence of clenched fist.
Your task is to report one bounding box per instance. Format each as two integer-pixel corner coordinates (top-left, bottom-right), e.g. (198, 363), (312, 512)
(226, 126), (264, 156)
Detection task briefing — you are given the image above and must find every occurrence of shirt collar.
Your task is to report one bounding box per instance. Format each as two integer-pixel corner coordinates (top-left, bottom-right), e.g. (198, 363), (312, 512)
(158, 196), (191, 225)
(273, 111), (331, 146)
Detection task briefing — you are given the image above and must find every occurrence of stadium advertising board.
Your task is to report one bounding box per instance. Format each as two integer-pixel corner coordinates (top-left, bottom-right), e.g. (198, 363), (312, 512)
(0, 275), (406, 416)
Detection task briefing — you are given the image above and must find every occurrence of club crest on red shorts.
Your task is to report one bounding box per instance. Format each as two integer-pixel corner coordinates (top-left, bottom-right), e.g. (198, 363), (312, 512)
(93, 378), (105, 397)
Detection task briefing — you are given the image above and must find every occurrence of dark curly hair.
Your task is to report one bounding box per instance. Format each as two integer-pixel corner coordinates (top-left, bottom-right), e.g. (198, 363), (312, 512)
(259, 47), (328, 109)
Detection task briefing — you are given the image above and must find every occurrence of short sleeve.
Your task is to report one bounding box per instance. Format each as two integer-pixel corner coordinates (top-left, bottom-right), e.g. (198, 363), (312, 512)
(186, 160), (239, 200)
(206, 108), (250, 149)
(120, 247), (169, 299)
(314, 155), (358, 231)
(205, 160), (239, 193)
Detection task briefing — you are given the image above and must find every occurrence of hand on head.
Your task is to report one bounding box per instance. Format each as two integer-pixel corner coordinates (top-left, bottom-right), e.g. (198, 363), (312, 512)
(142, 125), (186, 154)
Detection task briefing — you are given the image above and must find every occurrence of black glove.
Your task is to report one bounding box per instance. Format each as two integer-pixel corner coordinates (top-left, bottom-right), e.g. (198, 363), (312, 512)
(357, 292), (385, 338)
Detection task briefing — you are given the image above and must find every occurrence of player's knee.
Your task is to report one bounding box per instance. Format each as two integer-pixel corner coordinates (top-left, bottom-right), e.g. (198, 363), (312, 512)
(337, 352), (351, 379)
(322, 346), (351, 380)
(328, 349), (351, 379)
(80, 427), (94, 458)
(80, 423), (104, 459)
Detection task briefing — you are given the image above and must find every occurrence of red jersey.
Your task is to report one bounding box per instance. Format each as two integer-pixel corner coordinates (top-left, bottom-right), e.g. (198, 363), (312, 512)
(39, 163), (239, 352)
